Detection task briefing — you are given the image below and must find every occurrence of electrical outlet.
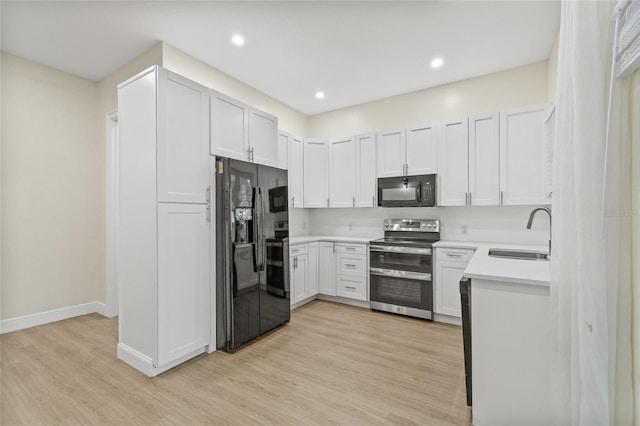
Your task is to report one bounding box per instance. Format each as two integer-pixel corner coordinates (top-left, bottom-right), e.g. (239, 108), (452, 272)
(302, 221), (307, 230)
(461, 225), (468, 234)
(348, 223), (353, 231)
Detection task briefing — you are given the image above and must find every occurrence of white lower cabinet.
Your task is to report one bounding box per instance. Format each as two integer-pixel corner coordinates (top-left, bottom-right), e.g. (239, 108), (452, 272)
(290, 242), (318, 305)
(434, 247), (475, 318)
(291, 241), (368, 306)
(319, 242), (337, 296)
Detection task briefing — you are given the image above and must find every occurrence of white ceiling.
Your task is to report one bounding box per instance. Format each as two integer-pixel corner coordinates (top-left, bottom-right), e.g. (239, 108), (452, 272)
(1, 1), (560, 115)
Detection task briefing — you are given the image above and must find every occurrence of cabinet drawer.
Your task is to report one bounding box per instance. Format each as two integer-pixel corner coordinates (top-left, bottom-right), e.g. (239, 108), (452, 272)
(335, 243), (366, 254)
(337, 253), (366, 277)
(290, 244), (308, 256)
(437, 248), (475, 263)
(336, 275), (367, 301)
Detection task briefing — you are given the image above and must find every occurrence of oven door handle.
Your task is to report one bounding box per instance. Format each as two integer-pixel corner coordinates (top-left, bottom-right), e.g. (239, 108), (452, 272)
(369, 267), (432, 281)
(369, 245), (432, 255)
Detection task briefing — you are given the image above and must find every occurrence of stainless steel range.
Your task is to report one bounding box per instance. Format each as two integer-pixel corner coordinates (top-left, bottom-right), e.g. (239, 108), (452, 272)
(369, 219), (440, 320)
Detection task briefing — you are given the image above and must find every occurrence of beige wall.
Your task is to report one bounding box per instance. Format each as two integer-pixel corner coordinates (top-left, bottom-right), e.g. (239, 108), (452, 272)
(162, 43), (308, 136)
(1, 53), (101, 319)
(308, 60), (548, 138)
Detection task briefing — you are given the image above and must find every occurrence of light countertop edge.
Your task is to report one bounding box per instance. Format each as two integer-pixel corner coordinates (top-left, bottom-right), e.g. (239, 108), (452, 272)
(463, 244), (550, 287)
(289, 235), (378, 244)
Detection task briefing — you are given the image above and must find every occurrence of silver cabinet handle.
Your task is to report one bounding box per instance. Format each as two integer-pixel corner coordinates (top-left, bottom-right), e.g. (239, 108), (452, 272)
(353, 196), (355, 207)
(332, 243), (336, 253)
(345, 247), (356, 251)
(327, 197), (330, 207)
(345, 286), (357, 290)
(445, 253), (463, 258)
(465, 192), (469, 205)
(469, 193), (472, 205)
(500, 191), (504, 205)
(291, 196), (294, 207)
(247, 147), (251, 161)
(250, 147), (254, 162)
(372, 195), (375, 206)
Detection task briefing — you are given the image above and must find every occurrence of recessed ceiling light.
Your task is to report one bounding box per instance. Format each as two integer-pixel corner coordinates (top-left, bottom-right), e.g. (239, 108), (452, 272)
(315, 91), (325, 100)
(231, 34), (245, 46)
(431, 58), (444, 68)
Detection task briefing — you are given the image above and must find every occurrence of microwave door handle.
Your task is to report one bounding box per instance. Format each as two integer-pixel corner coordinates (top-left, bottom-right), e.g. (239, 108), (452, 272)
(415, 182), (422, 202)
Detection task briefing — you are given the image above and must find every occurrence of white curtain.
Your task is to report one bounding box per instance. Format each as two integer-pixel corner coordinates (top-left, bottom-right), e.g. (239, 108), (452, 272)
(551, 1), (633, 425)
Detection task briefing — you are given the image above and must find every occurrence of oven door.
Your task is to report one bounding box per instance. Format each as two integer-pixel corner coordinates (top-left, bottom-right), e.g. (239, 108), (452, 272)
(369, 245), (432, 273)
(369, 269), (433, 312)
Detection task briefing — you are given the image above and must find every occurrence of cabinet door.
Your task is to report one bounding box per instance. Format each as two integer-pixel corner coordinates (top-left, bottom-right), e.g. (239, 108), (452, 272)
(377, 128), (406, 177)
(157, 69), (210, 204)
(308, 243), (319, 296)
(438, 118), (469, 206)
(469, 113), (500, 206)
(355, 133), (376, 207)
(303, 138), (330, 207)
(157, 203), (209, 366)
(406, 123), (438, 175)
(292, 253), (308, 304)
(277, 131), (289, 170)
(249, 108), (278, 167)
(435, 261), (465, 317)
(329, 136), (356, 208)
(500, 105), (549, 205)
(288, 136), (304, 208)
(210, 91), (249, 161)
(319, 242), (337, 296)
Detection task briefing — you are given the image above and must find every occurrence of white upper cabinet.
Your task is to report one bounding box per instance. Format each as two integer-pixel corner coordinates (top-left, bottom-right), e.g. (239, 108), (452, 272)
(500, 104), (549, 205)
(329, 136), (356, 207)
(406, 123), (438, 175)
(438, 118), (469, 206)
(288, 135), (304, 208)
(355, 133), (377, 207)
(157, 69), (210, 204)
(210, 91), (248, 161)
(277, 131), (289, 170)
(377, 128), (406, 177)
(249, 108), (278, 167)
(210, 91), (278, 167)
(303, 138), (330, 208)
(469, 113), (500, 206)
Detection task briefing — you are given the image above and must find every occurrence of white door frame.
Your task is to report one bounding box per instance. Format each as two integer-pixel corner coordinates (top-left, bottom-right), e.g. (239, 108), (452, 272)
(105, 110), (119, 318)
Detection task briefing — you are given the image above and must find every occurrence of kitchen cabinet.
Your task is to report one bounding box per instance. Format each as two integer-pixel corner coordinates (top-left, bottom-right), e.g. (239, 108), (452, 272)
(277, 131), (289, 170)
(434, 247), (475, 318)
(290, 242), (319, 305)
(438, 118), (469, 206)
(210, 90), (278, 167)
(500, 104), (551, 205)
(303, 138), (330, 207)
(329, 136), (356, 207)
(319, 242), (337, 296)
(377, 128), (406, 177)
(288, 135), (304, 208)
(355, 133), (377, 207)
(335, 243), (367, 301)
(377, 124), (437, 178)
(117, 66), (210, 377)
(469, 113), (500, 206)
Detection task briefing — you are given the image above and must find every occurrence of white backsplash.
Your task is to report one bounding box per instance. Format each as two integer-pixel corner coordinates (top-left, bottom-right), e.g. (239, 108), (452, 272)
(291, 205), (550, 245)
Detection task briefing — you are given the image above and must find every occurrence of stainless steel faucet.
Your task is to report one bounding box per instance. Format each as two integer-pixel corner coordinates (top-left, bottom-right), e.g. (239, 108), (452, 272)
(527, 207), (552, 257)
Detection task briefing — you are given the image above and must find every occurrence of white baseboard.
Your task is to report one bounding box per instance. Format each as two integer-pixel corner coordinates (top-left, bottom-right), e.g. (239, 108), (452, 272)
(1, 301), (107, 334)
(434, 313), (462, 326)
(117, 343), (206, 378)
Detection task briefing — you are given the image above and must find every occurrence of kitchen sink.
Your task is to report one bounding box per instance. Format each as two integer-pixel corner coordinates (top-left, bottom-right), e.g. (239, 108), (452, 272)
(488, 249), (550, 261)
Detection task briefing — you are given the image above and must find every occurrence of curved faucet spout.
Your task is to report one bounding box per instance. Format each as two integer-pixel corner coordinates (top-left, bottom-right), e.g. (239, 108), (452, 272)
(527, 207), (552, 257)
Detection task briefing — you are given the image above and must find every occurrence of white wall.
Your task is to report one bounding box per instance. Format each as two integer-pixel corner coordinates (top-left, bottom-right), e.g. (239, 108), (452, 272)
(547, 31), (560, 102)
(308, 206), (549, 245)
(308, 61), (548, 138)
(161, 42), (308, 137)
(631, 68), (640, 426)
(1, 53), (101, 319)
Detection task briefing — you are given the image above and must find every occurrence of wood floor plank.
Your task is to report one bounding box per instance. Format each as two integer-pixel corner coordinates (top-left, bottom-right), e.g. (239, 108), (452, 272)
(1, 300), (472, 425)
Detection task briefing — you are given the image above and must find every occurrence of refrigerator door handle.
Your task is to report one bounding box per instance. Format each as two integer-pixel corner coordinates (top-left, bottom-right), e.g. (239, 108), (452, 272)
(252, 187), (260, 272)
(259, 187), (266, 271)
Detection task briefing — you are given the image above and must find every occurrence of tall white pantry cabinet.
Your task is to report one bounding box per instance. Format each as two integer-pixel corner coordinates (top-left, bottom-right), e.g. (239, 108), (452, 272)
(117, 66), (211, 377)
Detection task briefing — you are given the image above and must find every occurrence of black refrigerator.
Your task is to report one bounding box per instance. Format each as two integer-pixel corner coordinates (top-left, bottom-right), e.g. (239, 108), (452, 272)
(215, 157), (290, 352)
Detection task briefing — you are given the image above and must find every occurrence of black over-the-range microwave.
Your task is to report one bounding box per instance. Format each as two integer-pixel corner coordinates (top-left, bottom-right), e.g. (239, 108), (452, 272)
(377, 174), (437, 207)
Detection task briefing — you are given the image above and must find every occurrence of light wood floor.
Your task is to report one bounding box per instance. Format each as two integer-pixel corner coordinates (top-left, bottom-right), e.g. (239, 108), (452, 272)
(1, 300), (471, 425)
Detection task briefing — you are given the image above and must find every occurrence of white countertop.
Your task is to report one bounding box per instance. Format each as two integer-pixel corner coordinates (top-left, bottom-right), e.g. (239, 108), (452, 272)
(289, 235), (376, 245)
(462, 242), (550, 287)
(432, 240), (486, 249)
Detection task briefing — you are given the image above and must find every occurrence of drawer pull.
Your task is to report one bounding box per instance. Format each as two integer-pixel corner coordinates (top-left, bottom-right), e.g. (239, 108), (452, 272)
(345, 264), (356, 268)
(346, 247), (356, 251)
(445, 253), (463, 257)
(345, 286), (356, 290)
